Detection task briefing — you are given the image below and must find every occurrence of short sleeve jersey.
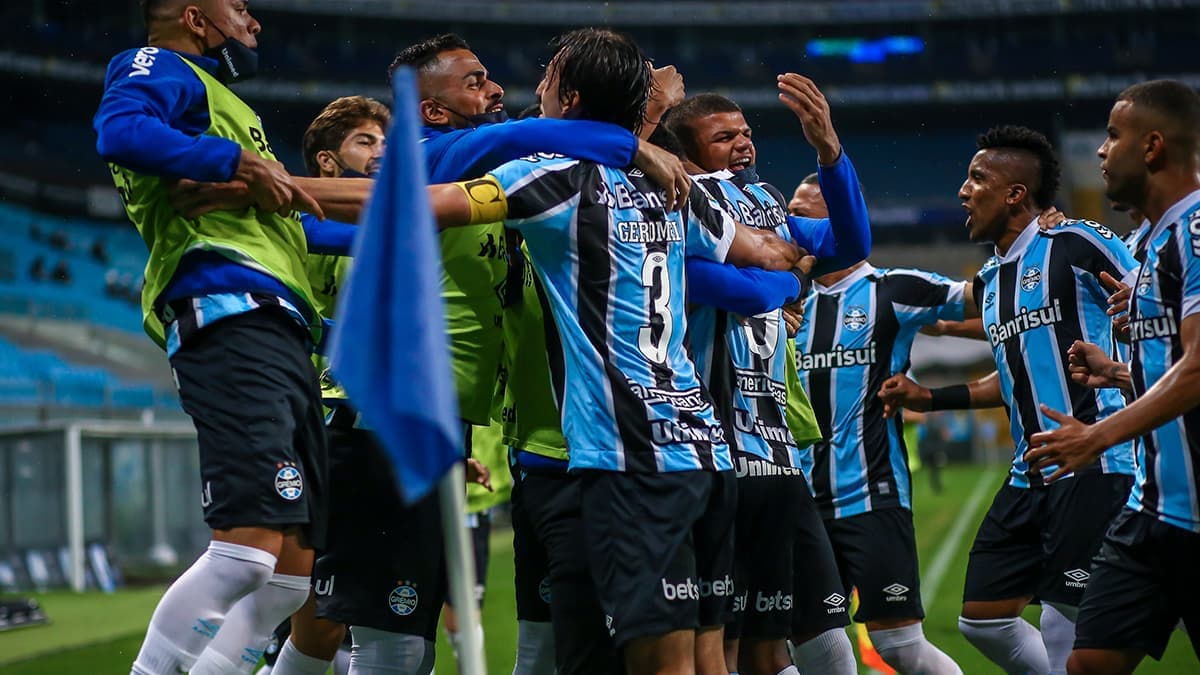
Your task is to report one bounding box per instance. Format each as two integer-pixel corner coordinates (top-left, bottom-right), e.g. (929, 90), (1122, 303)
(975, 218), (1137, 487)
(487, 154), (735, 473)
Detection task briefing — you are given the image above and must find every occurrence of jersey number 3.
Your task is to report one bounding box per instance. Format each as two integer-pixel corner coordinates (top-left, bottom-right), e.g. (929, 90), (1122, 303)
(638, 252), (674, 364)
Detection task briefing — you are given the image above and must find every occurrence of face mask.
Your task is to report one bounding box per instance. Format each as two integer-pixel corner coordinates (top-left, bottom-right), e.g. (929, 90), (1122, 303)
(201, 12), (258, 84)
(433, 99), (508, 127)
(328, 153), (379, 179)
(729, 164), (761, 186)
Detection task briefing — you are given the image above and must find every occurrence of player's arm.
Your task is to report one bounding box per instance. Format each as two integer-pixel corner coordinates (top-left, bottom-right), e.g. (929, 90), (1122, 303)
(1064, 340), (1133, 393)
(777, 73), (871, 276)
(94, 51), (320, 218)
(686, 256), (814, 315)
(441, 118), (687, 211)
(687, 186), (802, 271)
(300, 213), (357, 256)
(640, 64), (685, 140)
(428, 176), (509, 230)
(878, 371), (1002, 419)
(291, 177), (372, 223)
(1026, 314), (1200, 481)
(166, 176), (370, 223)
(920, 317), (986, 339)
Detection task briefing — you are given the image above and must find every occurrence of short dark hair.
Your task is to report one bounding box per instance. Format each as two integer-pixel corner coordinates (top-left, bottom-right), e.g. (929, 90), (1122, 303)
(800, 172), (819, 186)
(302, 96), (391, 176)
(976, 125), (1060, 209)
(1118, 79), (1200, 156)
(388, 34), (471, 87)
(646, 125), (686, 160)
(546, 28), (651, 134)
(140, 0), (173, 26)
(663, 93), (743, 157)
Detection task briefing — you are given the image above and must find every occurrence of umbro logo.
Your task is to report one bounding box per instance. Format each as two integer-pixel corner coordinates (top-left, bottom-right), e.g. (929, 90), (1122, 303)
(1064, 568), (1091, 588)
(883, 583), (909, 601)
(823, 593), (848, 613)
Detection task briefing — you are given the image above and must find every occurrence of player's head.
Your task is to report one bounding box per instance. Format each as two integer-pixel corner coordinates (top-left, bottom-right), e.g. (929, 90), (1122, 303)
(789, 173), (826, 218)
(959, 125), (1060, 244)
(1098, 79), (1200, 208)
(302, 96), (390, 178)
(536, 28), (651, 133)
(664, 94), (754, 175)
(142, 1), (260, 78)
(390, 33), (505, 130)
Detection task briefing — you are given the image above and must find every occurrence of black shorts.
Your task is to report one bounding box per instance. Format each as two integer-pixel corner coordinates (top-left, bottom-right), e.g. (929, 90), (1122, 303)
(726, 456), (806, 640)
(963, 473), (1132, 606)
(824, 508), (924, 623)
(580, 469), (736, 648)
(522, 465), (621, 675)
(312, 428), (446, 640)
(171, 307), (328, 548)
(510, 457), (553, 623)
(790, 476), (851, 636)
(1074, 508), (1200, 660)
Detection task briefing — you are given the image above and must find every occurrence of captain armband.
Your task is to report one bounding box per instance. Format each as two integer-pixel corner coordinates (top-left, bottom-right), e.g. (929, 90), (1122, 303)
(452, 175), (509, 225)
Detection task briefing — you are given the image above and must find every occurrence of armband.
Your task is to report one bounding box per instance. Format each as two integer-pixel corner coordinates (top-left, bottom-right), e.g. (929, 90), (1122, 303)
(928, 384), (971, 411)
(453, 175), (509, 225)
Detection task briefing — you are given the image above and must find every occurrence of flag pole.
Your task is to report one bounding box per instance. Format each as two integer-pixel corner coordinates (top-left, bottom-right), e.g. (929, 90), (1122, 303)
(438, 463), (485, 674)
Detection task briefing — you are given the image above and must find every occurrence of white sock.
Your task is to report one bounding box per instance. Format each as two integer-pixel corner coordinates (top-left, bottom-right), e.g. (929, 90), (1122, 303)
(869, 623), (962, 675)
(348, 625), (435, 675)
(191, 574), (312, 674)
(1040, 604), (1076, 675)
(958, 616), (1050, 674)
(333, 646), (351, 675)
(512, 620), (555, 675)
(131, 541), (276, 674)
(790, 628), (857, 675)
(272, 637), (332, 675)
(777, 667), (800, 675)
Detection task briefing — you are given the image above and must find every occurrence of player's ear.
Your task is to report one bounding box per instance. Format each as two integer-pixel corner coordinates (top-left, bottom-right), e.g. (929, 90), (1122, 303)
(559, 90), (582, 117)
(419, 98), (447, 127)
(181, 5), (206, 39)
(1007, 183), (1028, 205)
(1144, 130), (1166, 167)
(316, 150), (338, 176)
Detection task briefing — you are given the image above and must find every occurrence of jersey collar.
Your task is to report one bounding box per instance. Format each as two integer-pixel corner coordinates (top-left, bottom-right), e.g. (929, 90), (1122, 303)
(997, 216), (1040, 263)
(814, 262), (876, 293)
(1148, 187), (1200, 243)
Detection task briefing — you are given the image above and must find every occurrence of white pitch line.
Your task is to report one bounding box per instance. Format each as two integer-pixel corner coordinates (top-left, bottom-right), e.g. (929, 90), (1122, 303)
(922, 469), (996, 608)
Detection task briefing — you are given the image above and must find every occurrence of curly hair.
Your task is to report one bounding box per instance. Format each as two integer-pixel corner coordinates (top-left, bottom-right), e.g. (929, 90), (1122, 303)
(976, 125), (1061, 209)
(302, 96), (391, 177)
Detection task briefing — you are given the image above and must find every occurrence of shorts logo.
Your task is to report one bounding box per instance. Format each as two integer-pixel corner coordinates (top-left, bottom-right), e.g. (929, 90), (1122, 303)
(274, 463), (303, 501)
(842, 306), (868, 331)
(1064, 568), (1090, 588)
(699, 574), (734, 598)
(314, 576), (334, 596)
(755, 590), (793, 612)
(538, 577), (551, 604)
(1021, 266), (1042, 291)
(823, 592), (848, 614)
(388, 582), (419, 616)
(661, 577), (700, 601)
(883, 583), (909, 602)
(200, 481), (213, 508)
(732, 591), (748, 613)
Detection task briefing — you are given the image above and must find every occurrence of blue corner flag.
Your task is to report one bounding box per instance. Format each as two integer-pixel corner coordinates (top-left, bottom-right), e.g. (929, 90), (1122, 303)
(329, 67), (462, 503)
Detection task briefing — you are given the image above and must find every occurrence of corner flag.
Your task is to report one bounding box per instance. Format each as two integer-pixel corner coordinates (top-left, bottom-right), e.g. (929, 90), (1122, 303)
(329, 66), (462, 503)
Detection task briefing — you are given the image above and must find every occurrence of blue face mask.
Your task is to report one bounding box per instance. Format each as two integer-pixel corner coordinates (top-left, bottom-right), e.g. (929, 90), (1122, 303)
(728, 164), (761, 186)
(200, 13), (258, 84)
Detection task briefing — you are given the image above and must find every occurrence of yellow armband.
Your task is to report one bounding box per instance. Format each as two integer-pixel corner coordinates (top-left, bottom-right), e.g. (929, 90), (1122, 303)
(453, 175), (509, 225)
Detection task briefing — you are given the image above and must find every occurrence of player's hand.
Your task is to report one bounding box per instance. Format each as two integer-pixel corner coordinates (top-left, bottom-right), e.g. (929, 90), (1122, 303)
(743, 226), (802, 271)
(647, 64), (686, 120)
(166, 178), (254, 218)
(781, 306), (803, 337)
(794, 253), (817, 277)
(1100, 271), (1132, 339)
(634, 139), (690, 212)
(1025, 405), (1106, 482)
(777, 73), (841, 166)
(1036, 205), (1067, 230)
(234, 149), (325, 220)
(877, 373), (932, 418)
(1067, 340), (1129, 390)
(466, 458), (493, 492)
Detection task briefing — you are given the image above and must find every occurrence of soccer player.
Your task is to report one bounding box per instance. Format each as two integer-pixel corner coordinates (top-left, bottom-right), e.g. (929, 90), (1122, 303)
(428, 28), (808, 674)
(788, 177), (967, 675)
(664, 90), (869, 674)
(93, 2), (365, 673)
(1023, 79), (1200, 675)
(876, 126), (1138, 675)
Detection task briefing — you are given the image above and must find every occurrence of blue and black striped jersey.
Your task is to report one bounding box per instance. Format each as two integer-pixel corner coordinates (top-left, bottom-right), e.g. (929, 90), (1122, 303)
(1127, 189), (1200, 532)
(976, 218), (1137, 488)
(795, 263), (965, 517)
(487, 154), (735, 473)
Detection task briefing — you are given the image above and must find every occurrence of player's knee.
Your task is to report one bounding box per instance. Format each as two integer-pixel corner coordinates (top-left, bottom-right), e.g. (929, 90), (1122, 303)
(957, 615), (1008, 645)
(205, 541), (278, 597)
(292, 616), (345, 661)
